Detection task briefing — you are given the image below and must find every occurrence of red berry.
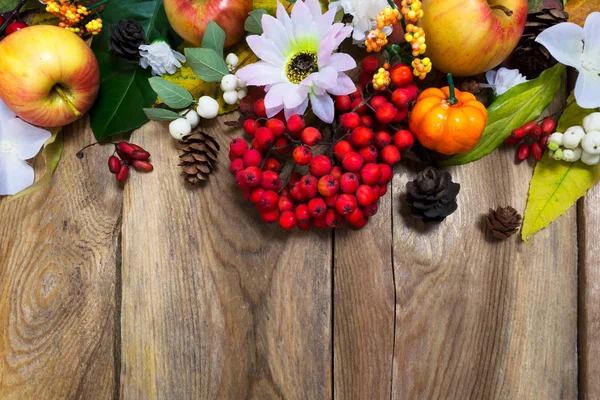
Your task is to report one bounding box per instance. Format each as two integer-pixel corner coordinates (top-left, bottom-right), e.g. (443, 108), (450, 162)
(392, 107), (408, 123)
(229, 138), (249, 157)
(243, 149), (262, 167)
(539, 135), (550, 149)
(279, 211), (297, 230)
(521, 121), (537, 134)
(331, 166), (343, 180)
(504, 135), (521, 145)
(263, 158), (281, 173)
(289, 182), (306, 202)
(5, 21), (28, 35)
(235, 170), (248, 190)
(350, 127), (374, 147)
(334, 140), (354, 161)
(531, 142), (543, 161)
(308, 198), (327, 218)
(376, 103), (397, 124)
(351, 99), (369, 115)
(242, 167), (262, 188)
(251, 138), (264, 153)
(356, 185), (376, 207)
(360, 163), (382, 185)
(301, 127), (322, 146)
(325, 194), (338, 208)
(346, 208), (365, 225)
(265, 119), (286, 138)
(261, 171), (282, 191)
(290, 172), (302, 184)
(299, 175), (319, 198)
(379, 184), (388, 196)
(529, 125), (542, 139)
(325, 208), (344, 228)
(390, 64), (413, 87)
(340, 112), (361, 130)
(131, 149), (151, 160)
(381, 145), (401, 165)
(360, 115), (374, 129)
(293, 146), (313, 166)
(108, 156), (121, 174)
(254, 99), (267, 118)
(297, 218), (313, 231)
(335, 95), (352, 112)
(295, 204), (311, 224)
(116, 164), (129, 182)
(359, 70), (373, 87)
(370, 95), (388, 111)
(405, 84), (419, 101)
(255, 127), (275, 148)
(243, 119), (259, 136)
(358, 145), (378, 163)
(274, 137), (292, 154)
(374, 131), (391, 149)
(541, 118), (556, 135)
(132, 160), (153, 172)
(230, 158), (244, 175)
(340, 172), (360, 194)
(363, 202), (379, 217)
(259, 190), (279, 211)
(378, 164), (392, 185)
(362, 55), (380, 73)
(391, 88), (411, 108)
(342, 152), (364, 172)
(314, 217), (329, 229)
(310, 155), (333, 177)
(370, 184), (381, 200)
(517, 143), (530, 162)
(350, 86), (362, 100)
(261, 209), (279, 224)
(393, 130), (414, 151)
(250, 187), (265, 204)
(116, 142), (137, 158)
(336, 194), (357, 215)
(287, 114), (305, 135)
(511, 127), (527, 139)
(278, 195), (294, 212)
(318, 174), (340, 197)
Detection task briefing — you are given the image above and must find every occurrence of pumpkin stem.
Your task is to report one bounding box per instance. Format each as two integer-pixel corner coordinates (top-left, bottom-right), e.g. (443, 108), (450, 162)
(447, 73), (458, 105)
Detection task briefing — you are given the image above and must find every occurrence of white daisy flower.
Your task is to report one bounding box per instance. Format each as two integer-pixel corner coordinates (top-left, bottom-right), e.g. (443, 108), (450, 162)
(236, 0), (357, 123)
(139, 40), (186, 76)
(329, 0), (392, 43)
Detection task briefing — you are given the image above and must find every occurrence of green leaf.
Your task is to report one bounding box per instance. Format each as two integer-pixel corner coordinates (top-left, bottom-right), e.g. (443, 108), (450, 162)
(143, 107), (182, 121)
(0, 0), (41, 12)
(185, 48), (229, 83)
(202, 21), (226, 58)
(245, 9), (267, 34)
(521, 93), (600, 242)
(442, 63), (565, 166)
(148, 77), (194, 109)
(90, 0), (172, 140)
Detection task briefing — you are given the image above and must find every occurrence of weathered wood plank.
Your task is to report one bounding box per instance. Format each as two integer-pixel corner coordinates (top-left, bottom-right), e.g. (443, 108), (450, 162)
(0, 119), (121, 399)
(120, 118), (332, 399)
(390, 148), (578, 399)
(333, 188), (394, 399)
(578, 184), (600, 399)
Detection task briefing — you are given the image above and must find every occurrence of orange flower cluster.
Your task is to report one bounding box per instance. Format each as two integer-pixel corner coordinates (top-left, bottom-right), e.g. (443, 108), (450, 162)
(400, 0), (423, 23)
(376, 7), (401, 30)
(42, 0), (103, 36)
(411, 57), (432, 80)
(365, 29), (388, 53)
(372, 62), (391, 90)
(404, 24), (426, 56)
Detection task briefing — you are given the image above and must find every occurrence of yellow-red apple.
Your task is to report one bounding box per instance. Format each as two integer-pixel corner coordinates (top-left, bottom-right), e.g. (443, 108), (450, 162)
(164, 0), (253, 48)
(420, 0), (528, 77)
(0, 25), (100, 127)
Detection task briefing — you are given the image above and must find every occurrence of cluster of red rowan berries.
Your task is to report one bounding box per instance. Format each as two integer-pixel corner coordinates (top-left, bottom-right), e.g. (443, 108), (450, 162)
(228, 57), (419, 230)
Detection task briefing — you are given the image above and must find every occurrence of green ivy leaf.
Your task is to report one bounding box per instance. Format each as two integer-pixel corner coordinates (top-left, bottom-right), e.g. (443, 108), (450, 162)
(148, 77), (194, 109)
(202, 21), (226, 58)
(245, 9), (267, 35)
(143, 107), (182, 121)
(442, 63), (565, 166)
(185, 48), (229, 83)
(90, 0), (172, 140)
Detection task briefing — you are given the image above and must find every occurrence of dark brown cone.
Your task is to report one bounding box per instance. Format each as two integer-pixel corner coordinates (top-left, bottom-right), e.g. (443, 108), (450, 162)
(108, 19), (147, 62)
(177, 132), (220, 184)
(486, 206), (522, 239)
(406, 167), (460, 224)
(512, 8), (569, 79)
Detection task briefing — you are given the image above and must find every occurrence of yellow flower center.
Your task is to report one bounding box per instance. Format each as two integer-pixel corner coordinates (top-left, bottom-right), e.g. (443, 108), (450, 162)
(286, 51), (318, 84)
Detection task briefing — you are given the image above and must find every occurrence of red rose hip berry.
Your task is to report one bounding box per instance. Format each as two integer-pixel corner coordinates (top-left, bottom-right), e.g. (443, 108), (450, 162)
(301, 127), (322, 146)
(393, 130), (414, 151)
(309, 155), (333, 177)
(381, 145), (401, 165)
(342, 152), (364, 172)
(292, 146), (313, 166)
(360, 163), (382, 185)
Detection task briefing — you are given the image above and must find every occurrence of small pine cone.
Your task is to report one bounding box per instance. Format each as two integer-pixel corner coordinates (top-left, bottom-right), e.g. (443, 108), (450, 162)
(486, 206), (522, 239)
(109, 19), (146, 62)
(178, 132), (220, 184)
(406, 167), (460, 224)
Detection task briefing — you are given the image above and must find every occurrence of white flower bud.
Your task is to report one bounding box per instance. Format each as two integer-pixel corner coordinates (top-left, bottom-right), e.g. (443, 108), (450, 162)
(221, 74), (238, 92)
(562, 147), (582, 162)
(223, 90), (239, 105)
(225, 53), (239, 68)
(581, 130), (600, 155)
(169, 118), (192, 140)
(563, 126), (586, 149)
(185, 109), (200, 128)
(581, 151), (600, 166)
(197, 96), (219, 119)
(547, 132), (564, 147)
(583, 112), (600, 133)
(237, 78), (247, 89)
(237, 88), (248, 100)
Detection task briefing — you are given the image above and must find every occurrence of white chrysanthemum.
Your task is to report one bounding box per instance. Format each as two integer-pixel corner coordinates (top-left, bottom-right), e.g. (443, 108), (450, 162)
(0, 99), (51, 195)
(485, 67), (528, 96)
(236, 0), (357, 123)
(329, 0), (392, 42)
(139, 40), (186, 76)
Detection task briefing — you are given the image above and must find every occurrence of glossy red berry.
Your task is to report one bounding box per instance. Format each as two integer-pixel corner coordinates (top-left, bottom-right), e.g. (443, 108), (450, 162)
(539, 135), (550, 149)
(250, 187), (266, 204)
(301, 127), (322, 146)
(405, 84), (419, 101)
(360, 115), (374, 129)
(350, 127), (373, 148)
(242, 167), (262, 188)
(255, 127), (275, 149)
(289, 182), (306, 202)
(340, 172), (360, 194)
(346, 207), (365, 226)
(261, 171), (282, 191)
(376, 103), (397, 124)
(381, 145), (401, 165)
(541, 118), (556, 135)
(325, 194), (338, 208)
(308, 198), (327, 218)
(504, 135), (521, 145)
(265, 119), (286, 138)
(529, 125), (542, 139)
(531, 142), (543, 161)
(363, 202), (379, 217)
(108, 156), (121, 174)
(279, 211), (297, 230)
(336, 194), (357, 216)
(331, 166), (343, 180)
(392, 107), (409, 123)
(274, 137), (292, 154)
(393, 130), (414, 151)
(340, 112), (361, 130)
(243, 119), (259, 136)
(390, 64), (413, 87)
(318, 174), (340, 197)
(358, 145), (378, 163)
(370, 95), (388, 111)
(517, 143), (530, 162)
(278, 195), (294, 212)
(356, 185), (376, 207)
(360, 163), (382, 185)
(261, 209), (279, 224)
(254, 99), (267, 118)
(243, 149), (262, 167)
(351, 98), (369, 115)
(334, 140), (354, 162)
(259, 190), (279, 211)
(116, 165), (129, 182)
(314, 217), (329, 229)
(325, 208), (344, 228)
(374, 131), (391, 149)
(299, 175), (319, 198)
(263, 158), (281, 173)
(293, 146), (313, 166)
(335, 95), (352, 112)
(132, 160), (153, 172)
(295, 204), (311, 225)
(391, 88), (411, 108)
(378, 164), (393, 185)
(511, 127), (527, 139)
(342, 152), (364, 172)
(362, 55), (380, 73)
(6, 21), (28, 35)
(229, 138), (248, 158)
(309, 155), (332, 177)
(287, 114), (305, 135)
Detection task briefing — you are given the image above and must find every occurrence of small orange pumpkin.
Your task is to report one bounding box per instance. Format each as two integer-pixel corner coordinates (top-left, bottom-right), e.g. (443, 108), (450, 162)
(409, 74), (488, 155)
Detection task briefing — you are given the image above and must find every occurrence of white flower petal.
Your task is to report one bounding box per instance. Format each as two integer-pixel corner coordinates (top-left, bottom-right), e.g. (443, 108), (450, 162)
(309, 93), (335, 123)
(315, 66), (338, 90)
(325, 53), (357, 72)
(236, 62), (286, 86)
(291, 0), (315, 39)
(583, 12), (600, 58)
(266, 103), (284, 118)
(327, 73), (356, 96)
(283, 85), (310, 109)
(381, 25), (393, 36)
(0, 154), (34, 196)
(485, 70), (497, 85)
(317, 8), (337, 37)
(247, 36), (285, 66)
(284, 97), (309, 120)
(265, 82), (291, 110)
(0, 99), (16, 124)
(277, 2), (298, 47)
(317, 35), (338, 67)
(575, 69), (600, 109)
(535, 22), (584, 68)
(262, 14), (292, 55)
(5, 118), (51, 160)
(306, 0), (323, 21)
(352, 28), (367, 42)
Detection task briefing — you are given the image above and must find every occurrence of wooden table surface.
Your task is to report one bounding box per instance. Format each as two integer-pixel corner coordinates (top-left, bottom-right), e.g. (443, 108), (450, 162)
(1, 102), (598, 399)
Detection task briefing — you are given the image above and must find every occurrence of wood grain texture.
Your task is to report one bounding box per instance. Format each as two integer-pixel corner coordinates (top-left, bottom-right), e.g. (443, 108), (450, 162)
(333, 188), (394, 399)
(0, 119), (121, 399)
(578, 184), (600, 400)
(120, 118), (332, 399)
(390, 147), (578, 399)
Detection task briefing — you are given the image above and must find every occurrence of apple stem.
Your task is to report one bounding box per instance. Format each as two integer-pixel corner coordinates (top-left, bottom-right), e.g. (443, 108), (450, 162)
(54, 86), (82, 118)
(447, 73), (458, 105)
(490, 5), (513, 16)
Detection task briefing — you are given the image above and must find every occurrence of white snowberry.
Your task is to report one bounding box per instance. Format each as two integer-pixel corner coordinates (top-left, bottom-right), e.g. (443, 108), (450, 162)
(562, 148), (582, 162)
(237, 78), (247, 89)
(169, 118), (192, 140)
(581, 130), (600, 155)
(583, 112), (600, 134)
(226, 53), (239, 69)
(562, 126), (586, 149)
(581, 151), (600, 166)
(223, 90), (239, 105)
(237, 89), (248, 100)
(547, 132), (564, 147)
(221, 74), (238, 92)
(185, 109), (200, 128)
(197, 96), (219, 119)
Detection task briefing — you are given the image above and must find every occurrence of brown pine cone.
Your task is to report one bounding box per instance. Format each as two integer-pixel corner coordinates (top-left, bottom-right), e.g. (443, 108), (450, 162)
(486, 206), (522, 239)
(178, 132), (220, 184)
(406, 167), (460, 224)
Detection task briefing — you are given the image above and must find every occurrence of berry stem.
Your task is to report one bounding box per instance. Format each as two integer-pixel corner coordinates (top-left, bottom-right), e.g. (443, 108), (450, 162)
(447, 73), (458, 105)
(0, 0), (28, 32)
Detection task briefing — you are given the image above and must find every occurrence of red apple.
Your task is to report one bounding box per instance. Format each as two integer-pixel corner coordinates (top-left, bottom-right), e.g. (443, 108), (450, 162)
(420, 0), (528, 77)
(164, 0), (253, 48)
(0, 25), (99, 127)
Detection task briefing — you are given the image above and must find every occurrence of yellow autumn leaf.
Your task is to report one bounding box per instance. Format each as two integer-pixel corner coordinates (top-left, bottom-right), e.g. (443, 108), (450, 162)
(564, 0), (595, 26)
(253, 0), (329, 14)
